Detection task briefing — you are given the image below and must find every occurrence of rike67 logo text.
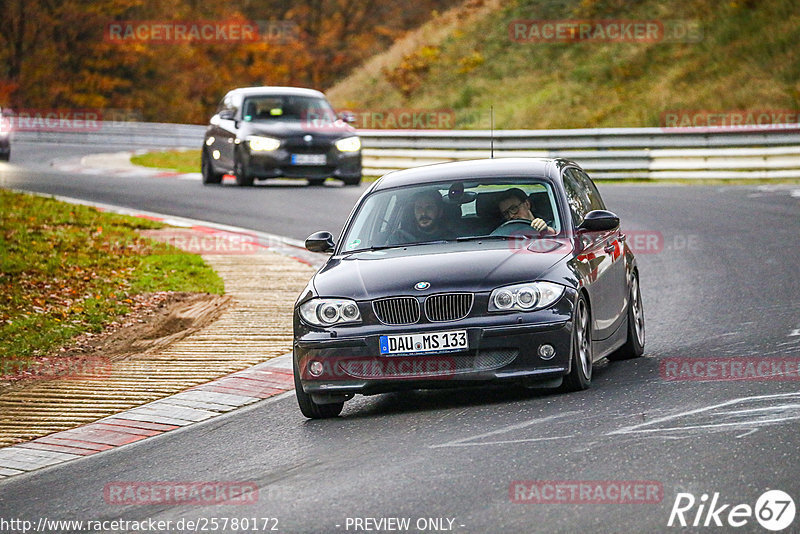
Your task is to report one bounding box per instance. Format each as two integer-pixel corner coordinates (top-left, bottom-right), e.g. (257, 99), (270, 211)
(668, 490), (796, 531)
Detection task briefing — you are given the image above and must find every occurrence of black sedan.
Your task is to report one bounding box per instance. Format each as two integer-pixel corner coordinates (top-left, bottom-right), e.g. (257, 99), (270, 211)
(293, 158), (645, 418)
(201, 86), (361, 186)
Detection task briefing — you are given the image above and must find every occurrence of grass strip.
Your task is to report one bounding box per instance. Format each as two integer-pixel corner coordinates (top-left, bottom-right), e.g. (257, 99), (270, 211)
(131, 149), (200, 174)
(0, 189), (223, 376)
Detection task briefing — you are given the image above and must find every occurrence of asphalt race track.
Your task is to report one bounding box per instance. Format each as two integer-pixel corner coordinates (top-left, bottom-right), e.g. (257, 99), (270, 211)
(1, 141), (799, 533)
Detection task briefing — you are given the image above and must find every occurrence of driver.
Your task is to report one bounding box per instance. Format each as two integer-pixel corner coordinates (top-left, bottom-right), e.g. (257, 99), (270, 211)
(496, 188), (556, 235)
(390, 190), (455, 244)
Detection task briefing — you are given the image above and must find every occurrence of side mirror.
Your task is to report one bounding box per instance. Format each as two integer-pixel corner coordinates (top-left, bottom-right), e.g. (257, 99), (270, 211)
(218, 110), (235, 120)
(305, 231), (336, 253)
(577, 210), (620, 232)
(338, 111), (356, 124)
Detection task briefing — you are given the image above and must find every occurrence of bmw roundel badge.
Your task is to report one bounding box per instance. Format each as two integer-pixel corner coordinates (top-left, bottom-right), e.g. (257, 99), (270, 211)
(414, 281), (431, 291)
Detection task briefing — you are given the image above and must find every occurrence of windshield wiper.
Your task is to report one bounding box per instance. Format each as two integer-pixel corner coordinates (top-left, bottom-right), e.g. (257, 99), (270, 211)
(456, 235), (514, 242)
(344, 240), (450, 254)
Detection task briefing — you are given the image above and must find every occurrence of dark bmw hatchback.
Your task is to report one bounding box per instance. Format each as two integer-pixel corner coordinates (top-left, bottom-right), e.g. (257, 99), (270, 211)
(201, 87), (362, 186)
(293, 158), (645, 418)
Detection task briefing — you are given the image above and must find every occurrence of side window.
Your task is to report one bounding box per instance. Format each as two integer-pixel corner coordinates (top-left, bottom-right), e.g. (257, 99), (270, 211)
(562, 169), (592, 226)
(573, 169), (605, 211)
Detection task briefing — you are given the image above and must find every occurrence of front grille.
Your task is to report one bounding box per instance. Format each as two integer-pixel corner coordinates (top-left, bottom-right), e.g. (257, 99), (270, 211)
(372, 297), (420, 325)
(285, 146), (331, 154)
(424, 293), (473, 322)
(337, 349), (518, 379)
(474, 349), (518, 369)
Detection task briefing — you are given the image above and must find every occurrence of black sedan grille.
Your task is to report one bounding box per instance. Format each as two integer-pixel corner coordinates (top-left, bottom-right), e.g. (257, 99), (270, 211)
(424, 293), (473, 322)
(337, 349), (518, 379)
(372, 297), (420, 325)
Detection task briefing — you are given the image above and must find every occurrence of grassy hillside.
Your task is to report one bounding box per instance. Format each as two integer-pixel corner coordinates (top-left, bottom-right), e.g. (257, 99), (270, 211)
(326, 0), (799, 129)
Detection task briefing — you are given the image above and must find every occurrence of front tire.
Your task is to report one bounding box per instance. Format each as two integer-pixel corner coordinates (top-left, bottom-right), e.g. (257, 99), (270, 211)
(201, 150), (223, 185)
(607, 273), (645, 361)
(234, 153), (254, 187)
(293, 359), (344, 419)
(562, 295), (592, 391)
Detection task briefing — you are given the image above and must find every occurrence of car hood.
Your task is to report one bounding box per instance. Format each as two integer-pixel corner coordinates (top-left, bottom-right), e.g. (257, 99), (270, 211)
(241, 120), (355, 141)
(311, 239), (573, 300)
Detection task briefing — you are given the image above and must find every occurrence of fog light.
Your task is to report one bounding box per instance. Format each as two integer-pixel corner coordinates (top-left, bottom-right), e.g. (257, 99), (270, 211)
(308, 360), (324, 377)
(538, 344), (555, 360)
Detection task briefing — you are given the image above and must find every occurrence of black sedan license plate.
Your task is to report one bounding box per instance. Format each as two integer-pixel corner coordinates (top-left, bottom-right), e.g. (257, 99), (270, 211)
(291, 153), (326, 165)
(379, 330), (468, 355)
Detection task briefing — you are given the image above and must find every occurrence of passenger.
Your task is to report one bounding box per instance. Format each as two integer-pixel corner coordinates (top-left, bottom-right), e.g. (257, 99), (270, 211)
(496, 188), (556, 235)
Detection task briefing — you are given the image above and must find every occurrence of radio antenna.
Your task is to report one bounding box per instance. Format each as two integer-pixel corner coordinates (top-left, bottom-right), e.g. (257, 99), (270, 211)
(490, 106), (494, 158)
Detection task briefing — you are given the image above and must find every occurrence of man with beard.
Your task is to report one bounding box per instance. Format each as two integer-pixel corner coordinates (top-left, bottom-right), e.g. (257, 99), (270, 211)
(389, 189), (456, 244)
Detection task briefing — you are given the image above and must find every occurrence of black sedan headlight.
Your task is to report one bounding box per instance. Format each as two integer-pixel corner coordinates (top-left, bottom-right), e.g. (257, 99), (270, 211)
(335, 136), (361, 152)
(299, 298), (362, 327)
(488, 282), (565, 312)
(247, 135), (281, 152)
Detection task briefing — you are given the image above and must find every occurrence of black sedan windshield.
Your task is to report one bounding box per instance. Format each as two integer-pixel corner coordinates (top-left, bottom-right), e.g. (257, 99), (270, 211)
(340, 180), (561, 253)
(241, 95), (336, 123)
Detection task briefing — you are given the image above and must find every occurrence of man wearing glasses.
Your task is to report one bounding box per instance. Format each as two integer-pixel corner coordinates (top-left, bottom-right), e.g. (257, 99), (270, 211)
(496, 188), (556, 235)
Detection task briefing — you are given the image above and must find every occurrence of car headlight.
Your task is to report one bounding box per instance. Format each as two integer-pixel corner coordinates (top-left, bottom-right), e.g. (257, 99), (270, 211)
(248, 136), (281, 151)
(299, 298), (362, 327)
(488, 282), (565, 312)
(335, 136), (361, 152)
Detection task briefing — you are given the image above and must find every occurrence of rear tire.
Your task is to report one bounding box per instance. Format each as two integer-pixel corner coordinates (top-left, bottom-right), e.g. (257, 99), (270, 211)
(201, 150), (223, 185)
(234, 153), (254, 187)
(562, 295), (592, 392)
(293, 359), (344, 419)
(607, 273), (645, 361)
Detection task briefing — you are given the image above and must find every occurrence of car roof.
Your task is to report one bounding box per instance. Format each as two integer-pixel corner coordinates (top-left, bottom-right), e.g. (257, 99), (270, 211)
(370, 158), (578, 191)
(225, 86), (326, 99)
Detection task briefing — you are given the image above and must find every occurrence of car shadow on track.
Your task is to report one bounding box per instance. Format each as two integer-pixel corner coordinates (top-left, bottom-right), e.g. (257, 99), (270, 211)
(330, 359), (630, 420)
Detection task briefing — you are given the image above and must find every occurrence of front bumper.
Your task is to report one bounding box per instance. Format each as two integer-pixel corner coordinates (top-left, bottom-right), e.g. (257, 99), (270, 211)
(294, 294), (576, 397)
(244, 148), (361, 179)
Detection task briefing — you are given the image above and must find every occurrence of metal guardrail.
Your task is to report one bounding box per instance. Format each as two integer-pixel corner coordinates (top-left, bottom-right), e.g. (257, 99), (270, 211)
(357, 127), (800, 179)
(13, 122), (800, 179)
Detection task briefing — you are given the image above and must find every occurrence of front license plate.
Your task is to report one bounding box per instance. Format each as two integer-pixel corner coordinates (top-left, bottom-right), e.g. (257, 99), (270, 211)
(380, 330), (468, 355)
(291, 153), (326, 165)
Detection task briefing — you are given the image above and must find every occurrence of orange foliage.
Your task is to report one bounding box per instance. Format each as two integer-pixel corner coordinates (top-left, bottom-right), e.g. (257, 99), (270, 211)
(0, 0), (460, 123)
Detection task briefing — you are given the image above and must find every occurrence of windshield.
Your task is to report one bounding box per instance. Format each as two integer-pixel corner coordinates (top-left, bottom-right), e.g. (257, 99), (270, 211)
(340, 179), (561, 253)
(241, 95), (336, 122)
